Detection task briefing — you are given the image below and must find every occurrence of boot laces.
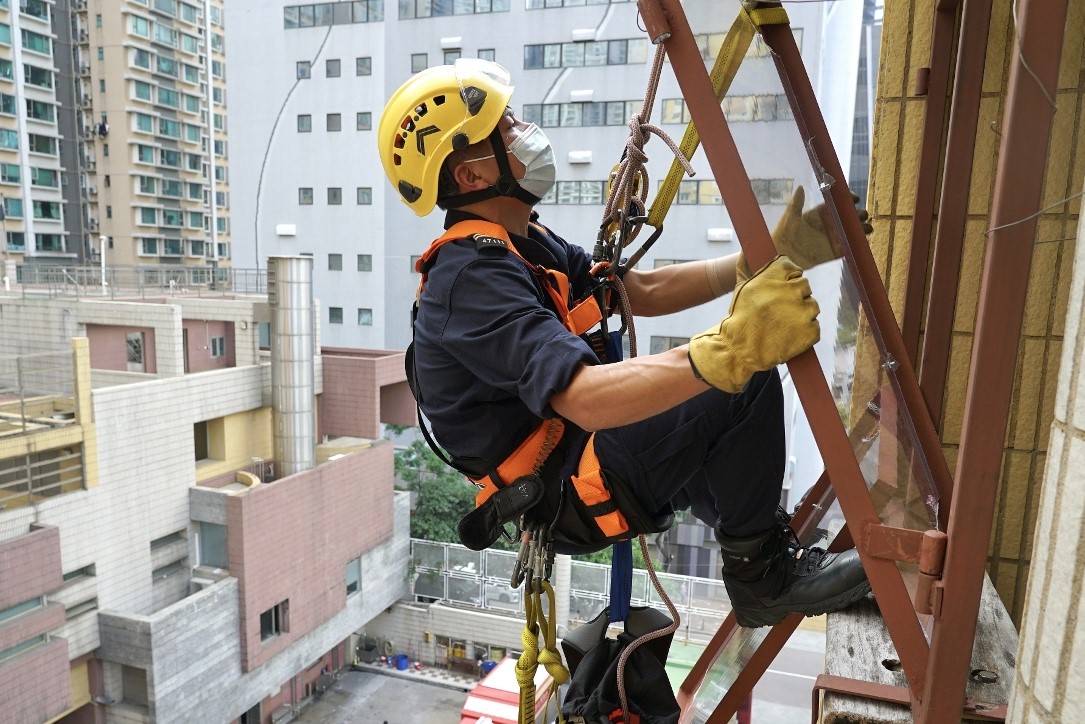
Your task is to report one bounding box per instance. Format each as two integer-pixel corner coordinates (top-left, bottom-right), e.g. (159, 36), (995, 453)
(769, 507), (830, 591)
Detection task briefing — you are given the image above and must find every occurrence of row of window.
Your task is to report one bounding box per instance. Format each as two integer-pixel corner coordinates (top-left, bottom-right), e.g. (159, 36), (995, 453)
(135, 206), (222, 229)
(297, 112), (371, 132)
(518, 95), (793, 129)
(284, 1), (383, 28)
(0, 163), (59, 187)
(1, 198), (61, 220)
(0, 95), (56, 122)
(410, 48), (494, 73)
(328, 306), (374, 325)
(128, 14), (205, 56)
(399, 0), (508, 19)
(326, 253), (373, 271)
(138, 237), (227, 258)
(297, 56), (371, 78)
(135, 176), (207, 201)
(0, 60), (54, 89)
(524, 37), (648, 69)
(0, 24), (53, 57)
(130, 79), (218, 117)
(2, 231), (66, 252)
(529, 178), (793, 206)
(129, 48), (205, 86)
(133, 0), (214, 27)
(526, 0), (633, 6)
(298, 187), (372, 205)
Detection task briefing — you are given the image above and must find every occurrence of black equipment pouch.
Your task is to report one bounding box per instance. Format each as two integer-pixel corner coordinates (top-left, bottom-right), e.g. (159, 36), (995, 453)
(457, 473), (545, 551)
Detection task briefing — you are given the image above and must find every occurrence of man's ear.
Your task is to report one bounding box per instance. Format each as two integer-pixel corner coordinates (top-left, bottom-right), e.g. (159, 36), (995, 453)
(451, 160), (490, 192)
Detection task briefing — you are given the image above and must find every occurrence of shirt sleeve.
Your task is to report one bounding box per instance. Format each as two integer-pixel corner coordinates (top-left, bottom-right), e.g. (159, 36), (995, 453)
(440, 252), (599, 419)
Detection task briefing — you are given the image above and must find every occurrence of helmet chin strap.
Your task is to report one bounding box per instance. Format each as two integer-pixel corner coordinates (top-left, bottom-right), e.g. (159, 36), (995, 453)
(441, 127), (541, 209)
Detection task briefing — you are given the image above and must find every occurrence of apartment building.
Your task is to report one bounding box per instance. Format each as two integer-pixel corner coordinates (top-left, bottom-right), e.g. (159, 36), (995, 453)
(0, 261), (416, 723)
(0, 0), (231, 274)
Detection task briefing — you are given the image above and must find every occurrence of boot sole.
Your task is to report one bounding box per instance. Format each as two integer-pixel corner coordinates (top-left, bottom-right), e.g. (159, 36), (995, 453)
(732, 580), (872, 629)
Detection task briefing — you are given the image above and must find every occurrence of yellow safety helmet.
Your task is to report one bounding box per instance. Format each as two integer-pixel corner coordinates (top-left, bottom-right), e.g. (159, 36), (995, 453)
(378, 59), (515, 216)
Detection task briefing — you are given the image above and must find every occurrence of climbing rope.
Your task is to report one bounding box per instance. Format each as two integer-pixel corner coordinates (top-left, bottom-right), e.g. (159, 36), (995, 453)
(590, 6), (792, 723)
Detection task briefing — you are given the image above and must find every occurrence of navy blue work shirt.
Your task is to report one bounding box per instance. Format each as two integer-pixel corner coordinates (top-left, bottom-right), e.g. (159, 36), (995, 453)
(412, 210), (601, 474)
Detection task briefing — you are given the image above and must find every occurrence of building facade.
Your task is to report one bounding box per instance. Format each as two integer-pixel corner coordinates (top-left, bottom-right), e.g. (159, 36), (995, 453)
(0, 275), (416, 723)
(0, 0), (231, 273)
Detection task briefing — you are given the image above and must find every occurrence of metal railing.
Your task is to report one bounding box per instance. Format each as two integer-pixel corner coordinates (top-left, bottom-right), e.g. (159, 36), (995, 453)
(410, 539), (732, 644)
(6, 263), (267, 300)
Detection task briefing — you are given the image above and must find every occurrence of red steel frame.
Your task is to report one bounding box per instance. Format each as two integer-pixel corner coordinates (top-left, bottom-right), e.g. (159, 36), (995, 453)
(631, 0), (1071, 721)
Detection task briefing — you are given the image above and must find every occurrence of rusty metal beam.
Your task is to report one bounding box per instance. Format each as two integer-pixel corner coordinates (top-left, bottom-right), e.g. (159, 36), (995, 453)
(917, 0), (994, 436)
(918, 0), (1069, 721)
(902, 3), (960, 365)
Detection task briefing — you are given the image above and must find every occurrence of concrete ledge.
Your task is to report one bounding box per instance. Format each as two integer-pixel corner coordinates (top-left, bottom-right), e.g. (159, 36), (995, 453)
(352, 661), (476, 693)
(821, 574), (1016, 722)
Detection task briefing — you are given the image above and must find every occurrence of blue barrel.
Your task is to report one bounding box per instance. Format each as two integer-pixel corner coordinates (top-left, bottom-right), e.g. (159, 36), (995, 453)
(480, 660), (497, 676)
(395, 654), (409, 670)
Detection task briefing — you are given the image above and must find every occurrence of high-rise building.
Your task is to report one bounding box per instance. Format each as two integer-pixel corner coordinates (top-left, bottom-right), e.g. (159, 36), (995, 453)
(0, 0), (231, 273)
(227, 0), (864, 352)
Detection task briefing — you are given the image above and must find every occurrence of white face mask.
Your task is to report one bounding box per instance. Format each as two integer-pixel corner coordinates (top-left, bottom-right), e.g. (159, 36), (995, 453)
(507, 123), (556, 200)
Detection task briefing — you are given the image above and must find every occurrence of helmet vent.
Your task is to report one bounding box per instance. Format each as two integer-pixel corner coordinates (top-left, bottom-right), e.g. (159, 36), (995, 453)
(433, 95), (446, 106)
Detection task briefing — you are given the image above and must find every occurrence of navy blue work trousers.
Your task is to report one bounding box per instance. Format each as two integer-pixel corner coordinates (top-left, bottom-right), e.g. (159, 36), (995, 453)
(590, 368), (786, 539)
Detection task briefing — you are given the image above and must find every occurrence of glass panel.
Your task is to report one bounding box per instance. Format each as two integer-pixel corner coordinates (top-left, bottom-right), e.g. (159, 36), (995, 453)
(663, 1), (946, 717)
(412, 539), (445, 570)
(447, 547), (481, 575)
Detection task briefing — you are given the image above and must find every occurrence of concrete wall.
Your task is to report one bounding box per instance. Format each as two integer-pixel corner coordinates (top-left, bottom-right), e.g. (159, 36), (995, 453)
(1008, 178), (1085, 721)
(319, 348), (414, 439)
(227, 442), (396, 671)
(86, 325), (158, 373)
(364, 600), (527, 667)
(871, 0), (1085, 621)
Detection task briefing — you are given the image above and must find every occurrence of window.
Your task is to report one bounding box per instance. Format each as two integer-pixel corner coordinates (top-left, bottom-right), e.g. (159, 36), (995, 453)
(357, 308), (373, 326)
(296, 60), (310, 79)
(346, 558), (361, 595)
(443, 49), (461, 64)
(21, 28), (51, 55)
(126, 331), (145, 371)
(134, 113), (153, 133)
(157, 87), (180, 107)
(356, 187), (372, 205)
(210, 336), (226, 357)
(138, 176), (156, 194)
(0, 128), (16, 149)
(479, 49), (495, 61)
(411, 53), (427, 73)
(329, 307), (343, 324)
(140, 238), (158, 255)
(0, 163), (18, 182)
(326, 58), (340, 77)
(27, 133), (56, 155)
(535, 180), (605, 206)
(260, 601), (287, 641)
(136, 144), (154, 163)
(326, 113), (341, 132)
(130, 14), (151, 37)
(162, 208), (182, 227)
(327, 187), (341, 205)
(356, 112), (371, 130)
(198, 521), (228, 568)
(523, 100), (640, 128)
(163, 238), (183, 255)
(133, 80), (152, 100)
(357, 254), (372, 271)
(139, 207), (156, 224)
(328, 253), (342, 270)
(298, 187), (313, 205)
(356, 56), (371, 75)
(3, 197), (22, 218)
(23, 64), (52, 88)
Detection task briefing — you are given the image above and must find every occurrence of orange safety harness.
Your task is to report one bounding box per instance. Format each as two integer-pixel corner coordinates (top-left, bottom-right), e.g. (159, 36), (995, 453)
(410, 219), (633, 547)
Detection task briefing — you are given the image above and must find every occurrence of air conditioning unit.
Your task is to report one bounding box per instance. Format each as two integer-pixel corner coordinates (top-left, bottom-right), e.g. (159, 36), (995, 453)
(77, 0), (87, 8)
(88, 186), (97, 195)
(79, 30), (88, 41)
(80, 64), (90, 75)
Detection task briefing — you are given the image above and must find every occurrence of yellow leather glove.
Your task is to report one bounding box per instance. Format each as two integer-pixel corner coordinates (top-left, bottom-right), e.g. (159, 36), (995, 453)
(737, 186), (872, 284)
(688, 256), (820, 393)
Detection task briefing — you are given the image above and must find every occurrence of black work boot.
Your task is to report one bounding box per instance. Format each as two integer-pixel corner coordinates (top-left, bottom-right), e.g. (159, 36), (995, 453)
(717, 508), (870, 628)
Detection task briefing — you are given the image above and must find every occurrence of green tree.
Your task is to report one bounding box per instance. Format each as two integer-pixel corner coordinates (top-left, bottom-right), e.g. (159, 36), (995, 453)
(395, 438), (475, 542)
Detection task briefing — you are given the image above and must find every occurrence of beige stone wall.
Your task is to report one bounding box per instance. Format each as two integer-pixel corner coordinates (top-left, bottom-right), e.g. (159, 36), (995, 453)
(870, 1), (1085, 621)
